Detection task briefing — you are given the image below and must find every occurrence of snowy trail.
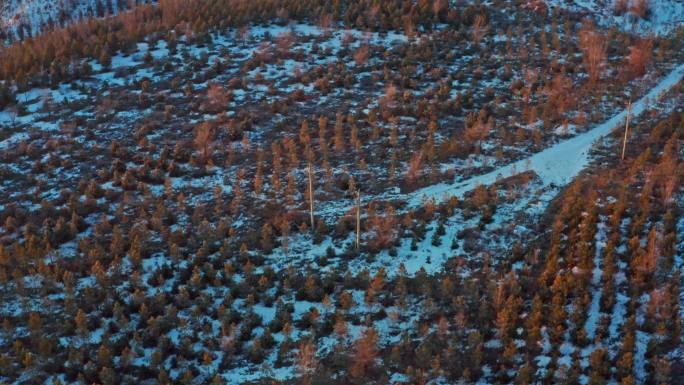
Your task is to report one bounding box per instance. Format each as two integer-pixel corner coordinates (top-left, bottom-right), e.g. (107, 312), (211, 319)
(317, 64), (684, 220)
(407, 64), (684, 207)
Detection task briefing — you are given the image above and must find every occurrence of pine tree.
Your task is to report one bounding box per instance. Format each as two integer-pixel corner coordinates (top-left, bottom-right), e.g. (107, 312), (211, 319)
(75, 309), (88, 336)
(296, 340), (319, 385)
(350, 327), (378, 379)
(334, 112), (345, 153)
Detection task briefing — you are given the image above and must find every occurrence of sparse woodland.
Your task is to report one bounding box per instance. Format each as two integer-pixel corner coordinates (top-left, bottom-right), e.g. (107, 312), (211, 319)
(0, 0), (684, 384)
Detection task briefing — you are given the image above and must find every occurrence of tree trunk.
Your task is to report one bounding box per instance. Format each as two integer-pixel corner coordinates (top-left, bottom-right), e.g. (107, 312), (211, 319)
(308, 162), (315, 231)
(355, 190), (361, 249)
(621, 100), (632, 161)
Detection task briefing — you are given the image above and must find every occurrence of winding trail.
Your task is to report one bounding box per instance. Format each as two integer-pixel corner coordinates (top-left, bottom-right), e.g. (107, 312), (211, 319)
(406, 64), (684, 207)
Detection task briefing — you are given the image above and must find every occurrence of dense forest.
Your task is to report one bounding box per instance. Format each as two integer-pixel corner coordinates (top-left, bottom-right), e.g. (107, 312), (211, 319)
(1, 0), (683, 384)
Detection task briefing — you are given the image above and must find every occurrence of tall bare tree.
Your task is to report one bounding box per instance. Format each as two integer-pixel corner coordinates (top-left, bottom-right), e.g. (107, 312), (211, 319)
(307, 162), (315, 231)
(621, 101), (632, 161)
(579, 21), (607, 84)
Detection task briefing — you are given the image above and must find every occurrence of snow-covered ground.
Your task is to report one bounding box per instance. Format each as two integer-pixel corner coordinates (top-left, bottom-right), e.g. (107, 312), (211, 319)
(408, 63), (684, 206)
(302, 62), (684, 278)
(545, 0), (684, 35)
(0, 0), (125, 39)
(1, 7), (683, 383)
(313, 61), (684, 219)
(1, 16), (682, 284)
